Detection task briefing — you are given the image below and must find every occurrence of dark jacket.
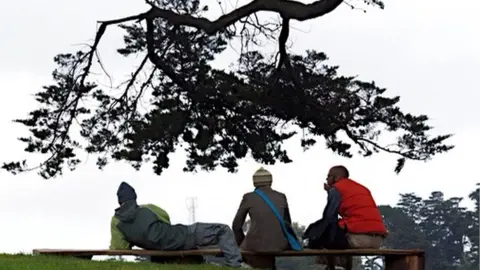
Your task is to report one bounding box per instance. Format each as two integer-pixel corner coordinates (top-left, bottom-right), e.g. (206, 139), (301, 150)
(303, 187), (351, 249)
(303, 187), (341, 242)
(114, 182), (189, 250)
(232, 186), (292, 252)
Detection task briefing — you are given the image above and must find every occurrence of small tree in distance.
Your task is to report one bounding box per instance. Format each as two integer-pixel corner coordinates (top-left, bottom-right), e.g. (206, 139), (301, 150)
(2, 0), (453, 179)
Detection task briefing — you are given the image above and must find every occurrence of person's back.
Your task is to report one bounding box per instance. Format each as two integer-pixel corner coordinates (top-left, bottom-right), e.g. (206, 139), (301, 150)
(110, 183), (188, 250)
(112, 203), (188, 250)
(232, 167), (293, 269)
(333, 178), (386, 236)
(235, 187), (290, 251)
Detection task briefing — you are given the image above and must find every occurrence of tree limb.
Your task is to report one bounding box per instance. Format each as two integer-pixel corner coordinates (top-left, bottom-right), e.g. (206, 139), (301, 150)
(98, 0), (344, 35)
(276, 16), (290, 70)
(89, 0), (345, 91)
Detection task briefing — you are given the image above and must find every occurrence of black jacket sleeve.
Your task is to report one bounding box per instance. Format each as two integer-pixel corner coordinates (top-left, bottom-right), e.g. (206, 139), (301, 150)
(322, 187), (341, 223)
(303, 187), (341, 241)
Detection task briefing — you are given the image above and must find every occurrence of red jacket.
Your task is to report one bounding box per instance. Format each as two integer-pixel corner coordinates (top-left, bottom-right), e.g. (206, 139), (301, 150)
(333, 178), (387, 235)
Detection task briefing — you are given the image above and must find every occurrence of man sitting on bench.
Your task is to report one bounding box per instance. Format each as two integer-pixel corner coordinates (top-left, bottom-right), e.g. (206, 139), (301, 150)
(232, 167), (299, 270)
(303, 166), (388, 269)
(109, 182), (250, 268)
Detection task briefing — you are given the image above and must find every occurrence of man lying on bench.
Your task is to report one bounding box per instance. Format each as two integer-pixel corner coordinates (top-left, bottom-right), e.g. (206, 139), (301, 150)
(109, 182), (251, 268)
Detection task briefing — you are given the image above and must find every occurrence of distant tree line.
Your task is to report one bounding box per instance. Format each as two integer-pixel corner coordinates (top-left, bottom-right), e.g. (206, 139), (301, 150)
(377, 183), (479, 270)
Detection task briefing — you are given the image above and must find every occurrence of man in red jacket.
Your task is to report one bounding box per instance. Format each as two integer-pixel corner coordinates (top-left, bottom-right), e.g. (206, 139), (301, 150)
(304, 165), (387, 249)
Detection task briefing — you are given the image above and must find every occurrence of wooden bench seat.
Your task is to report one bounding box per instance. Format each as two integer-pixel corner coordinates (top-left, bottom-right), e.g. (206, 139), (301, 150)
(33, 248), (424, 270)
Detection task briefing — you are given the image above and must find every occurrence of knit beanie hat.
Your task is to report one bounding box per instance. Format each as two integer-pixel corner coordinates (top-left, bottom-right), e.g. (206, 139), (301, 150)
(253, 167), (272, 187)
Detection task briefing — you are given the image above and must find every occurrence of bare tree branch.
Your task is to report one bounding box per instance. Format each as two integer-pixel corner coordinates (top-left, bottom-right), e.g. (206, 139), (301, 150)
(84, 0), (346, 94)
(276, 16), (290, 70)
(95, 0), (345, 67)
(133, 0), (345, 33)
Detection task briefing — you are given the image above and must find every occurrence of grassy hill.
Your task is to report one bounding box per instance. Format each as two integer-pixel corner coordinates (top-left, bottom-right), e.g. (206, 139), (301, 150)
(0, 254), (234, 270)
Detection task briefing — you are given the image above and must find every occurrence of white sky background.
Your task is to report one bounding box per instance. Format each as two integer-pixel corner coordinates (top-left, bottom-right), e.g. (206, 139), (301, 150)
(0, 0), (479, 255)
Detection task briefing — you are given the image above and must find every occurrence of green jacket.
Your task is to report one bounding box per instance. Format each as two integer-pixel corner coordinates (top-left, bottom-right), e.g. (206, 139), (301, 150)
(109, 204), (171, 250)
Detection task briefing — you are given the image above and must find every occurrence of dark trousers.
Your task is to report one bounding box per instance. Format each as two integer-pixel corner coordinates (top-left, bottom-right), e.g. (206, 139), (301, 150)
(185, 222), (243, 268)
(305, 220), (352, 270)
(305, 219), (349, 250)
(317, 223), (349, 249)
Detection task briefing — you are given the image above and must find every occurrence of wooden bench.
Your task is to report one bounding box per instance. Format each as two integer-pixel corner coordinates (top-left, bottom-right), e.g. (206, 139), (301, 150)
(32, 248), (424, 270)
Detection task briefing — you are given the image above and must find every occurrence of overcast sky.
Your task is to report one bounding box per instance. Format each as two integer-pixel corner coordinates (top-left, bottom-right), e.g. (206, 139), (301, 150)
(0, 0), (479, 255)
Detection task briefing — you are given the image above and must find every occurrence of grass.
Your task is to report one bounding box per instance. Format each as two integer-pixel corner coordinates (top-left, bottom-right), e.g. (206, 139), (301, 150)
(0, 254), (236, 270)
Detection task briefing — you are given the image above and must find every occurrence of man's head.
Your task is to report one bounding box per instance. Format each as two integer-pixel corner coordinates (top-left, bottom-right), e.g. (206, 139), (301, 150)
(117, 182), (137, 205)
(253, 167), (272, 187)
(326, 165), (349, 186)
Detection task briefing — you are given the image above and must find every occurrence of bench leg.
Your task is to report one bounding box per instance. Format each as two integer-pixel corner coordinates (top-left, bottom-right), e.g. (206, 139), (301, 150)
(243, 255), (276, 269)
(385, 255), (424, 270)
(345, 256), (352, 270)
(327, 257), (335, 270)
(317, 255), (352, 270)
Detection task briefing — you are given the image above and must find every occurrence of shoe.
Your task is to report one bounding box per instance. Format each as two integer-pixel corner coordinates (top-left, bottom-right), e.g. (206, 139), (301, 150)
(240, 262), (253, 269)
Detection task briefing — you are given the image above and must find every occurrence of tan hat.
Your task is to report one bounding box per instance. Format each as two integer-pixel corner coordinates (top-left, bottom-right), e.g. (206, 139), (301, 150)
(253, 167), (272, 187)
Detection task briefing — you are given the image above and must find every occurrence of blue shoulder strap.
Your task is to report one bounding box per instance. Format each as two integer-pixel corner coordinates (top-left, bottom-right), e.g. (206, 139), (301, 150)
(254, 189), (302, 251)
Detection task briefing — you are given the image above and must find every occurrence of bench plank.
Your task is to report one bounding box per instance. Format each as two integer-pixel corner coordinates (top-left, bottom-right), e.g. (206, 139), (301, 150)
(32, 248), (424, 257)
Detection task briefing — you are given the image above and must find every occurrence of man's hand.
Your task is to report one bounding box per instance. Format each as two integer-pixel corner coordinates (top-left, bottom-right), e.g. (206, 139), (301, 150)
(324, 183), (331, 191)
(302, 238), (310, 248)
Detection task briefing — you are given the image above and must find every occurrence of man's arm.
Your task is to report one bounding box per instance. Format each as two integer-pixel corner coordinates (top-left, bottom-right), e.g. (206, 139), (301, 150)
(322, 187), (341, 223)
(232, 194), (250, 246)
(109, 216), (132, 250)
(142, 204), (171, 224)
(303, 188), (341, 242)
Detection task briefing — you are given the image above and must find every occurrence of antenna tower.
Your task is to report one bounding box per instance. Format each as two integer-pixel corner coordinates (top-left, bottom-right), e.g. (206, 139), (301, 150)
(186, 196), (198, 224)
